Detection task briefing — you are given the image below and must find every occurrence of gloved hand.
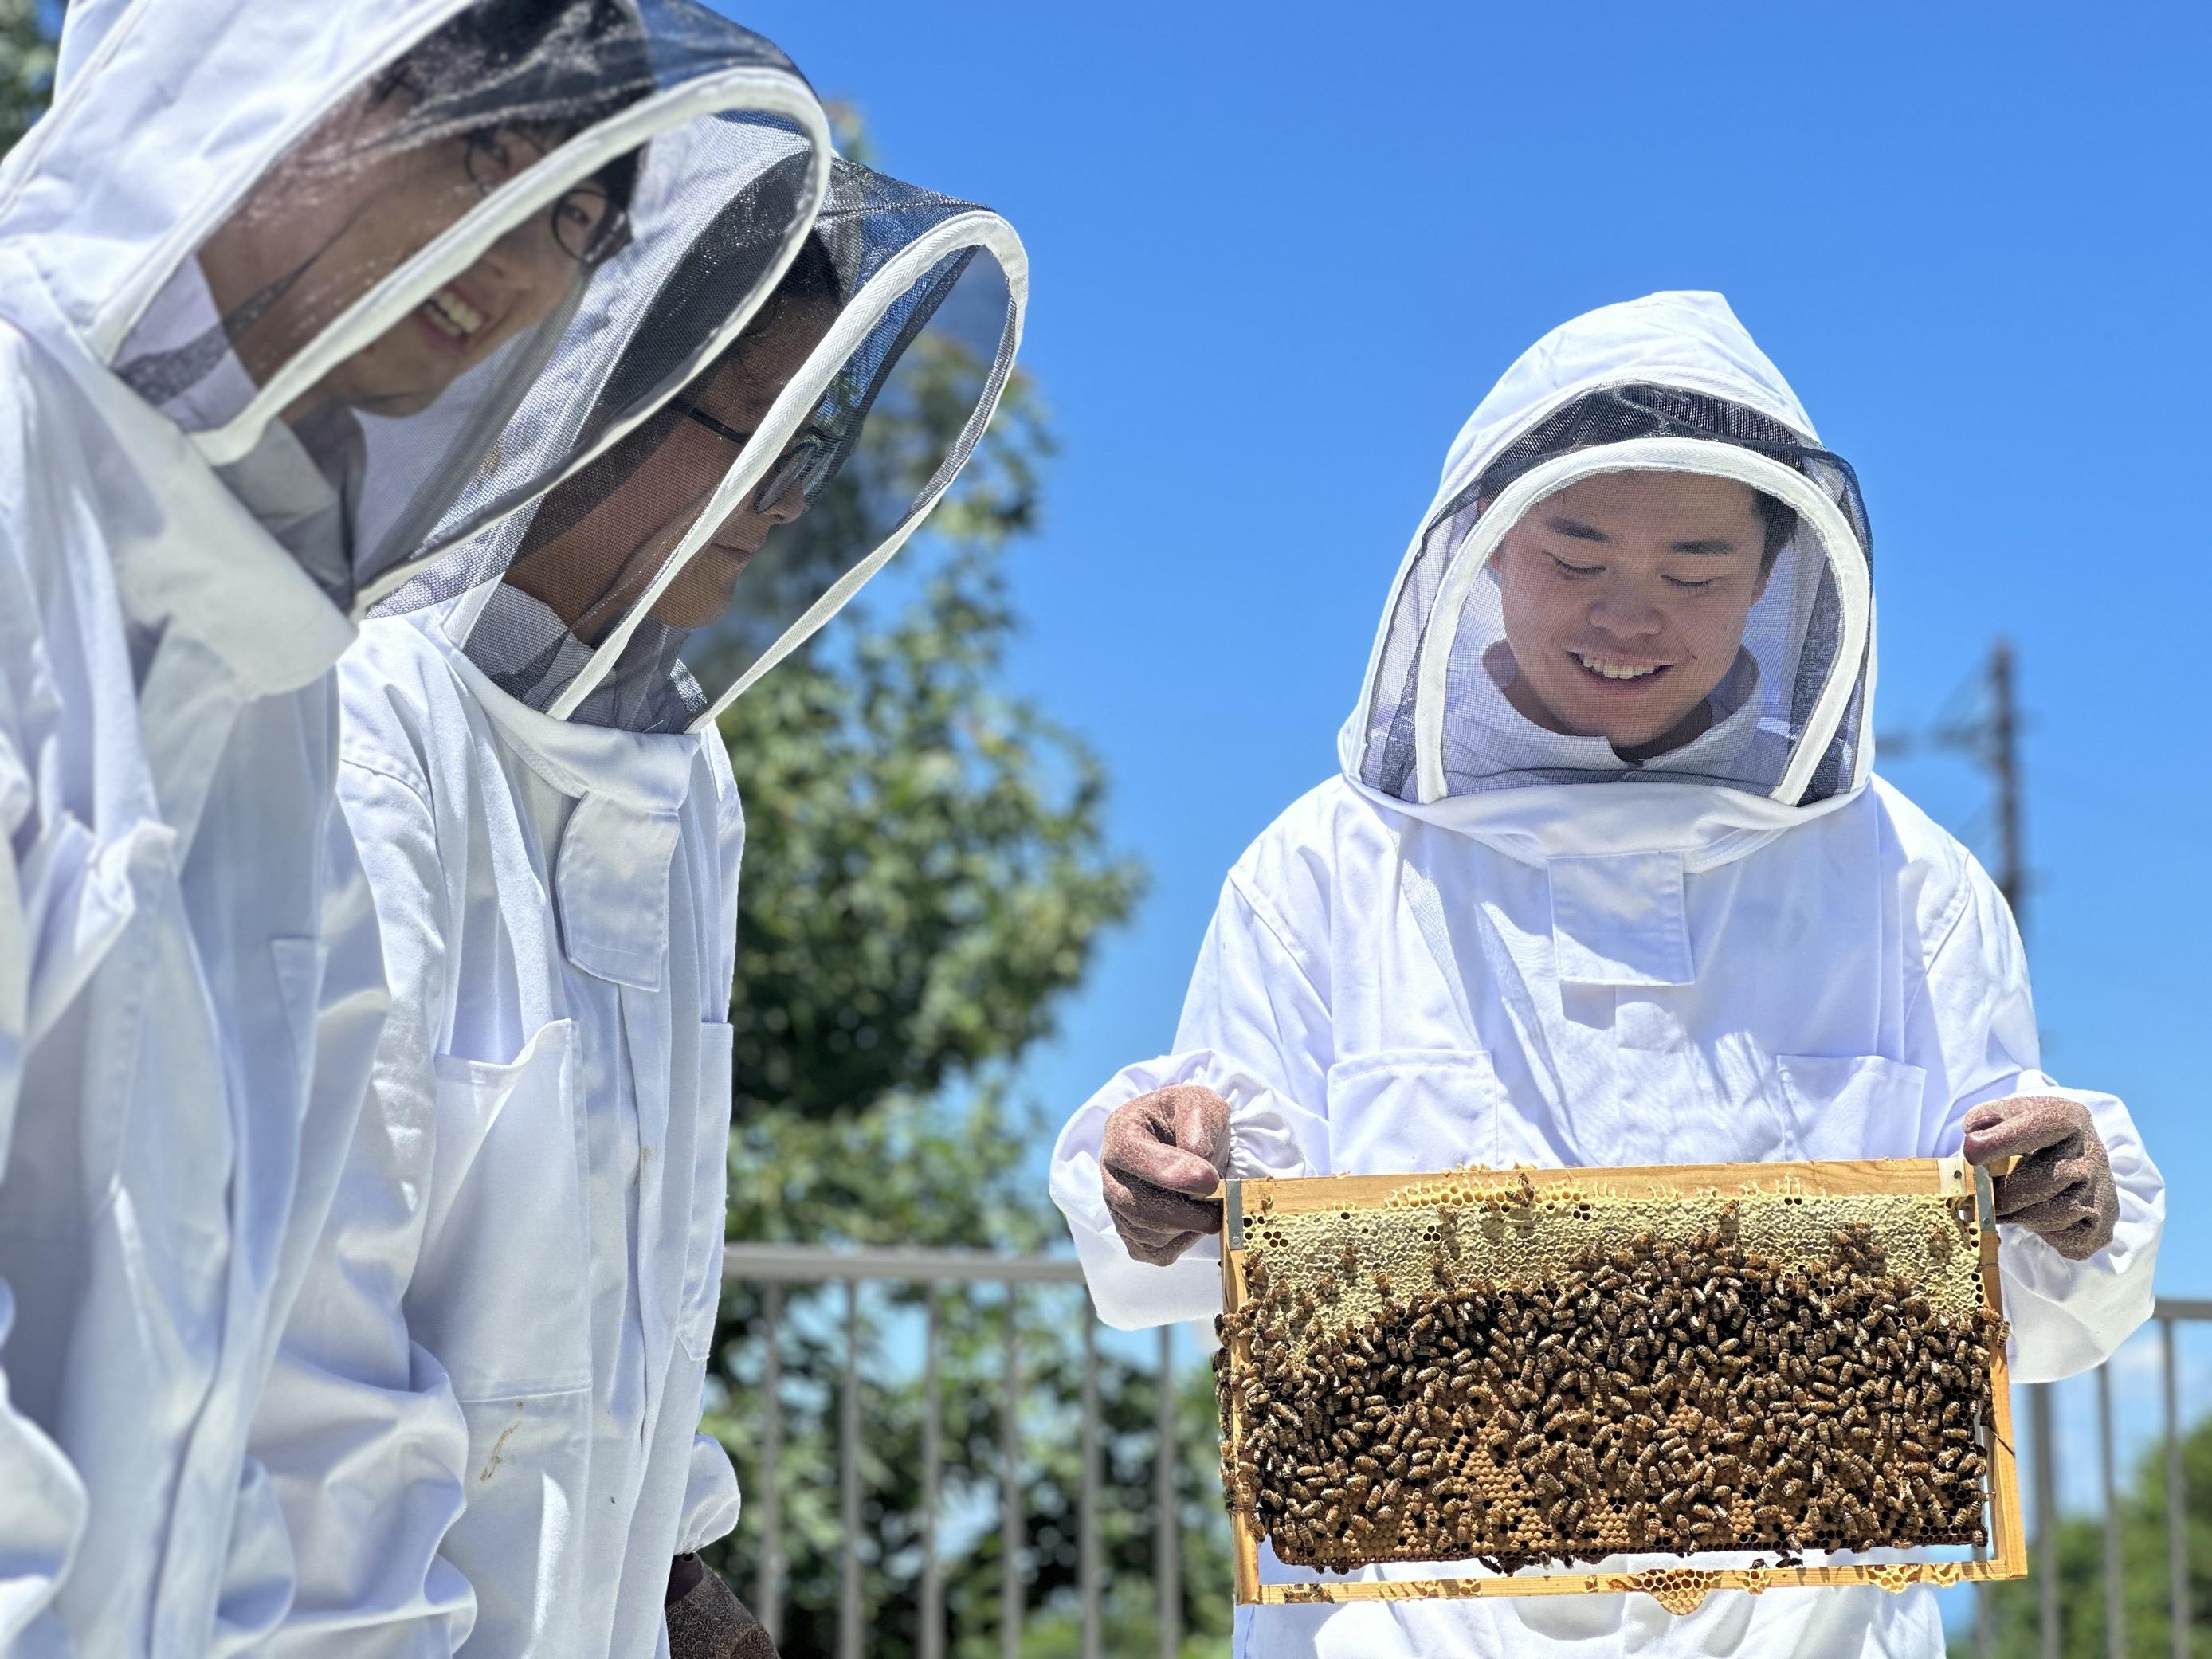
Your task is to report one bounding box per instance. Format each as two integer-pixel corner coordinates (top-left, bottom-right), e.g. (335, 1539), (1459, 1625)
(1099, 1084), (1230, 1265)
(665, 1555), (777, 1659)
(1963, 1094), (2120, 1261)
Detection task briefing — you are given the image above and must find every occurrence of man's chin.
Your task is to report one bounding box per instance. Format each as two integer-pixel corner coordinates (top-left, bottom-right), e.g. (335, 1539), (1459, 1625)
(331, 376), (443, 419)
(646, 578), (743, 632)
(329, 343), (473, 418)
(1594, 705), (1714, 758)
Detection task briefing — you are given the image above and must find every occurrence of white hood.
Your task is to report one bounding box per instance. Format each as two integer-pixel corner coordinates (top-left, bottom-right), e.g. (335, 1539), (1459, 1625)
(1338, 291), (1877, 865)
(420, 157), (1029, 735)
(0, 0), (831, 620)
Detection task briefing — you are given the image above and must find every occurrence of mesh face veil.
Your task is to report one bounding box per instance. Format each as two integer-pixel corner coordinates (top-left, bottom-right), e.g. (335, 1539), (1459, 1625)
(413, 158), (1026, 735)
(1351, 297), (1874, 811)
(104, 0), (831, 616)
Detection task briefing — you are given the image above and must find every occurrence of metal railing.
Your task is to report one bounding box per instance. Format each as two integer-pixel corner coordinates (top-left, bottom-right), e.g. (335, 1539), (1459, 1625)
(726, 1242), (2206, 1659)
(723, 1242), (1187, 1659)
(1990, 1297), (2211, 1659)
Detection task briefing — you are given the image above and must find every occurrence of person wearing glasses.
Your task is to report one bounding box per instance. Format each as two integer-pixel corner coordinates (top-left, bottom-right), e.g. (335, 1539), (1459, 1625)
(246, 155), (1027, 1659)
(112, 6), (645, 606)
(480, 233), (843, 725)
(0, 1), (829, 1653)
(245, 229), (844, 1659)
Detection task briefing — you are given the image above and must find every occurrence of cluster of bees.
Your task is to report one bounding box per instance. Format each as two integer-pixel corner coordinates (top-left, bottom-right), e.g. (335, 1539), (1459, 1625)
(1216, 1202), (2002, 1573)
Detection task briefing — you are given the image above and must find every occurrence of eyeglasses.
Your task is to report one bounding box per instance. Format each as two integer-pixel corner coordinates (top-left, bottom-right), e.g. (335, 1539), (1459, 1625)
(464, 128), (632, 267)
(680, 403), (840, 514)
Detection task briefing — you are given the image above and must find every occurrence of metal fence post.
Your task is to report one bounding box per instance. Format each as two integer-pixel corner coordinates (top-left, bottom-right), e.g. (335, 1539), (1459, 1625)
(2034, 1380), (2060, 1659)
(1082, 1304), (1103, 1659)
(1002, 1282), (1022, 1659)
(1156, 1324), (1181, 1659)
(922, 1287), (943, 1659)
(2101, 1363), (2124, 1659)
(2168, 1316), (2189, 1659)
(757, 1282), (783, 1643)
(839, 1277), (862, 1659)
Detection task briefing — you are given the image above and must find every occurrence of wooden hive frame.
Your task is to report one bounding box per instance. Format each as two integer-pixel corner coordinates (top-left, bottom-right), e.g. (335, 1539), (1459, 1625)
(1216, 1156), (2025, 1614)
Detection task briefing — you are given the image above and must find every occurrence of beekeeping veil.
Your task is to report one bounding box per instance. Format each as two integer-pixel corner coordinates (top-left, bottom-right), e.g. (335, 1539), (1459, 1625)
(0, 0), (832, 618)
(1344, 292), (1873, 830)
(389, 158), (1026, 734)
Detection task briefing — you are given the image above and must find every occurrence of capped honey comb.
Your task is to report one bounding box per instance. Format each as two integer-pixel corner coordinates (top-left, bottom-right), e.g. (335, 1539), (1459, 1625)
(1214, 1160), (2023, 1606)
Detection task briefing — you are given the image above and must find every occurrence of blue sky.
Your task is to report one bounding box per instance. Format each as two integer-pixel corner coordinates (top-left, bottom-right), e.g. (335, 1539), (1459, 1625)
(724, 5), (2211, 1288)
(714, 7), (2212, 1622)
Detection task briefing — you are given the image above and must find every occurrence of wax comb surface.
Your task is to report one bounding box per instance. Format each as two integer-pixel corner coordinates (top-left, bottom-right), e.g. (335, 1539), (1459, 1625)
(1214, 1160), (2026, 1610)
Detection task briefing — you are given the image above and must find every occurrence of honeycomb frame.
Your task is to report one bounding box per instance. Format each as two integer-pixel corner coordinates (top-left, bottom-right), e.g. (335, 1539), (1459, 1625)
(1215, 1156), (2026, 1613)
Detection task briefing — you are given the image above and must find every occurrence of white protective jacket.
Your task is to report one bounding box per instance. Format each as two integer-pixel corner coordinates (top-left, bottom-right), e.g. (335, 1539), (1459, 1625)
(247, 155), (1018, 1659)
(248, 603), (745, 1659)
(4, 6), (830, 1653)
(1049, 294), (2163, 1659)
(0, 6), (414, 1652)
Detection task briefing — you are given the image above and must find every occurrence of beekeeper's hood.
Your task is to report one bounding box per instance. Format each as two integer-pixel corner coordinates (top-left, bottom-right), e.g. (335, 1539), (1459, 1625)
(0, 0), (832, 621)
(396, 155), (1026, 735)
(1341, 291), (1875, 865)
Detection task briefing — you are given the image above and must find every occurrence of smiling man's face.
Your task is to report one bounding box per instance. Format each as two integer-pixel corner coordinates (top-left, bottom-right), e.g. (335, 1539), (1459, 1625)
(201, 88), (601, 424)
(313, 120), (604, 419)
(1488, 469), (1772, 759)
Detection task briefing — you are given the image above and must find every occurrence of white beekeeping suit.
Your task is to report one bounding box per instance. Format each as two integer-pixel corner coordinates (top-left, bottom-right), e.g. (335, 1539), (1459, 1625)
(253, 159), (1025, 1658)
(1049, 292), (2162, 1659)
(0, 3), (829, 1654)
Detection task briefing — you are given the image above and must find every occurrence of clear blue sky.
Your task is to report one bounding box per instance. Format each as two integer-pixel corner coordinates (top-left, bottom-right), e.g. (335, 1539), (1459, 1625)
(722, 3), (2210, 1292)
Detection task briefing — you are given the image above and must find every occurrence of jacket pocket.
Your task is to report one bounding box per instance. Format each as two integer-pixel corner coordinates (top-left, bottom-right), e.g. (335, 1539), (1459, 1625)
(1774, 1053), (1932, 1161)
(1324, 1049), (1508, 1174)
(412, 1019), (592, 1399)
(675, 1022), (734, 1362)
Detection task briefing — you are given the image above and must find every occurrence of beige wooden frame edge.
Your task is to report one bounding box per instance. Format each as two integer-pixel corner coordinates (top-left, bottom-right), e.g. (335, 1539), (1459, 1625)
(1216, 1156), (2027, 1613)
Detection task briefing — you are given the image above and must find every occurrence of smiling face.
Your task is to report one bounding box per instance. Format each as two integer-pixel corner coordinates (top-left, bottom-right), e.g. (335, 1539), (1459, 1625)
(1488, 469), (1773, 758)
(198, 89), (610, 423)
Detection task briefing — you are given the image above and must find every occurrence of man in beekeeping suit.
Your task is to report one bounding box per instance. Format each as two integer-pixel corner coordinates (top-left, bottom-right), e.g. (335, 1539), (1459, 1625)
(0, 2), (829, 1651)
(248, 159), (1024, 1657)
(1050, 291), (2162, 1658)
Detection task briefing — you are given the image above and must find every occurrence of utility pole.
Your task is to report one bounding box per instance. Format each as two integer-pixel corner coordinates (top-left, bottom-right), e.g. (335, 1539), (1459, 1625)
(1885, 639), (2049, 1659)
(1987, 641), (2060, 1659)
(1989, 639), (2027, 922)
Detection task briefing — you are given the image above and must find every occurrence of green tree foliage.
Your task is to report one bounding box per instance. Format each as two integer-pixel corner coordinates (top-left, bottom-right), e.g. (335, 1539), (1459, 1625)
(1956, 1413), (2212, 1657)
(0, 28), (1195, 1645)
(698, 268), (1234, 1651)
(0, 0), (57, 155)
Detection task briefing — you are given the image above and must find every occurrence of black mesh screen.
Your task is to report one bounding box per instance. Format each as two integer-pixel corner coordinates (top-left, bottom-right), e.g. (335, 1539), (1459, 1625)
(109, 0), (820, 612)
(432, 159), (1018, 733)
(1359, 383), (1873, 808)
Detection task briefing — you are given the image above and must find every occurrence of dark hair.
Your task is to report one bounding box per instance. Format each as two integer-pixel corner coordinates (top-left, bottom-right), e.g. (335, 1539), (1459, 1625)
(586, 167), (833, 424)
(516, 222), (842, 563)
(379, 0), (649, 214)
(1476, 382), (1811, 572)
(710, 228), (844, 373)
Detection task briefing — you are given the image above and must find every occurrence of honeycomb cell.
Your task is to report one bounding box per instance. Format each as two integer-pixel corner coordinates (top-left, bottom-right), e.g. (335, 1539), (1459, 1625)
(1219, 1176), (2001, 1574)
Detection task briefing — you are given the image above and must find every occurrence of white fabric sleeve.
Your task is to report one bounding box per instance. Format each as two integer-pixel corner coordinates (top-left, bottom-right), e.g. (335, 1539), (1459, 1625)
(1908, 860), (2163, 1384)
(675, 1433), (743, 1556)
(0, 371), (90, 1656)
(248, 762), (475, 1658)
(1049, 875), (1332, 1332)
(0, 1287), (83, 1659)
